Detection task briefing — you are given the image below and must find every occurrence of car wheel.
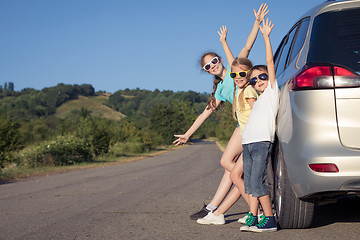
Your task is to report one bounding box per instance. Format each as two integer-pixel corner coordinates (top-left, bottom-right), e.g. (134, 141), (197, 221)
(274, 144), (315, 229)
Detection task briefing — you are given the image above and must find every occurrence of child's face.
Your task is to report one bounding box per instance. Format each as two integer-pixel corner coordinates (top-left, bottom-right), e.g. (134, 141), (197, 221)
(230, 65), (249, 89)
(250, 69), (269, 94)
(203, 55), (223, 75)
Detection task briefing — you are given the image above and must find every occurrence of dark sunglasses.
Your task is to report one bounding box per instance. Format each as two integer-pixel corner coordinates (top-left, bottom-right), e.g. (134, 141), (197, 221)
(203, 56), (220, 71)
(249, 73), (269, 86)
(229, 70), (250, 79)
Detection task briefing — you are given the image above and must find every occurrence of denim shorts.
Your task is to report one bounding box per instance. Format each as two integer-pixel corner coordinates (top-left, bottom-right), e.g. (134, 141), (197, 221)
(242, 141), (273, 198)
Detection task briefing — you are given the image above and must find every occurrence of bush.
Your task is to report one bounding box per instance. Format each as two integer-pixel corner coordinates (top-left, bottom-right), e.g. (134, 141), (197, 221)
(109, 141), (151, 156)
(22, 135), (93, 167)
(214, 102), (237, 141)
(0, 116), (21, 168)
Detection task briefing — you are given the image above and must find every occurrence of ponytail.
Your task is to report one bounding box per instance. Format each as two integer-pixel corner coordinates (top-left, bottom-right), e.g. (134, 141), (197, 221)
(207, 75), (223, 111)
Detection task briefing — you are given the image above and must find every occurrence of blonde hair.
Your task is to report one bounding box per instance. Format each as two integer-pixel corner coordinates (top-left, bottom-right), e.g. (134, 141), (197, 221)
(231, 58), (253, 120)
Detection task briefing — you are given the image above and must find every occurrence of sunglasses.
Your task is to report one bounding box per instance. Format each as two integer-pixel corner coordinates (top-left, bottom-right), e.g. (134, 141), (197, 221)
(203, 56), (220, 71)
(249, 73), (269, 85)
(229, 70), (250, 79)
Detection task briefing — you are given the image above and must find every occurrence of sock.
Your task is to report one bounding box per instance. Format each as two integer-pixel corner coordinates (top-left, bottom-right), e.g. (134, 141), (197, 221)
(206, 204), (217, 212)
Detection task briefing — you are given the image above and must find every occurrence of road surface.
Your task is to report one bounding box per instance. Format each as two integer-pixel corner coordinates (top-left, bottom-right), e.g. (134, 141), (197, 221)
(1, 140), (360, 239)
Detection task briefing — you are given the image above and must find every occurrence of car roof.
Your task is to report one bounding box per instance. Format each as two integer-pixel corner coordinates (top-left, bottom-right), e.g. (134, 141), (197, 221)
(300, 0), (360, 19)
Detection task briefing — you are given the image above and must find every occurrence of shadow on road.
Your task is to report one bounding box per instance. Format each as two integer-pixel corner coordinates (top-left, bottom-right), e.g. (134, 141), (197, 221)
(190, 139), (216, 144)
(220, 196), (360, 227)
(312, 196), (360, 228)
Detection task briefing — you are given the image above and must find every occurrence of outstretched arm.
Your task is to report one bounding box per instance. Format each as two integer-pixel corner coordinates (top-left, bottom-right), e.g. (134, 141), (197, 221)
(260, 18), (276, 88)
(218, 26), (235, 66)
(173, 99), (222, 146)
(238, 3), (269, 58)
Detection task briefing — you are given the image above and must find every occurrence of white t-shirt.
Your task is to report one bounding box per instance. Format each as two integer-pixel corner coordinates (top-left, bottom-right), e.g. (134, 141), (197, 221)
(242, 81), (279, 144)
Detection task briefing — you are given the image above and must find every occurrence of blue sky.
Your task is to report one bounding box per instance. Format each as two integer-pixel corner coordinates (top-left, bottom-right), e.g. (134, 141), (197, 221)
(0, 0), (326, 94)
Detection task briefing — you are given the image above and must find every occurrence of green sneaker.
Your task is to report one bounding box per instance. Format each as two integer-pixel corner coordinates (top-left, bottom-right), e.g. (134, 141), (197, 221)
(240, 212), (258, 231)
(249, 215), (277, 232)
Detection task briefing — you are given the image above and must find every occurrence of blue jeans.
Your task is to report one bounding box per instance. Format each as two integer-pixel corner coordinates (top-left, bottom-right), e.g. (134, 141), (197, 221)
(243, 141), (272, 198)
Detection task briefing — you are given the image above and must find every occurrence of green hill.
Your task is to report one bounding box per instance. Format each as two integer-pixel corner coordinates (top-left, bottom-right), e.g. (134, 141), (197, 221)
(55, 95), (125, 121)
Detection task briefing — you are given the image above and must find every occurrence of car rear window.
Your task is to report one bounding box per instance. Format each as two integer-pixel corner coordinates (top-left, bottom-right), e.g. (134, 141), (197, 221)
(307, 8), (360, 72)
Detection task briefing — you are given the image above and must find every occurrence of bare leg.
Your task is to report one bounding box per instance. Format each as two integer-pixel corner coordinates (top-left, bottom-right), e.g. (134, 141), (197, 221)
(213, 187), (241, 216)
(208, 127), (243, 207)
(258, 195), (273, 216)
(208, 169), (233, 207)
(220, 127), (242, 172)
(249, 194), (259, 216)
(230, 155), (249, 206)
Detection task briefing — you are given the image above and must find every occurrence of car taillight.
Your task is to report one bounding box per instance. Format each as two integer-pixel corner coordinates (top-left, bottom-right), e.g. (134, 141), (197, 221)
(291, 64), (360, 90)
(309, 163), (339, 173)
(334, 66), (360, 87)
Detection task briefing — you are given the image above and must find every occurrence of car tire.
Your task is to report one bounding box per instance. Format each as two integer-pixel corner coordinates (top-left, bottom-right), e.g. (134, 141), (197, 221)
(274, 143), (315, 229)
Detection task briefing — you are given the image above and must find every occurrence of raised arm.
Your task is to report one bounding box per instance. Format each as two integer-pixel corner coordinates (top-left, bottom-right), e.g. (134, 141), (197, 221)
(218, 26), (236, 66)
(260, 18), (275, 88)
(238, 3), (269, 58)
(173, 99), (222, 146)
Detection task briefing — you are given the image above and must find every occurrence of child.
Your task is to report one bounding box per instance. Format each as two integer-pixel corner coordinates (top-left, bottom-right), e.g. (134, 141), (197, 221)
(173, 3), (269, 221)
(197, 57), (258, 225)
(240, 18), (279, 232)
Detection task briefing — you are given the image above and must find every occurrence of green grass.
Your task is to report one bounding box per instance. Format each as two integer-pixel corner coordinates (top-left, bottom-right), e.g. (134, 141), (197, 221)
(0, 145), (181, 183)
(88, 92), (111, 104)
(0, 139), (225, 183)
(55, 95), (126, 121)
(214, 139), (228, 152)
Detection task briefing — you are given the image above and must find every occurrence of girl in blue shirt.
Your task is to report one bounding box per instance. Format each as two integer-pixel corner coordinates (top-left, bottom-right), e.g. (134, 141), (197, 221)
(173, 3), (269, 221)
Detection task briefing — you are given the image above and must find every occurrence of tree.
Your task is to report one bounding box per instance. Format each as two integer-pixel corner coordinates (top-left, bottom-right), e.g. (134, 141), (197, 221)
(8, 82), (14, 92)
(0, 116), (21, 168)
(148, 102), (195, 144)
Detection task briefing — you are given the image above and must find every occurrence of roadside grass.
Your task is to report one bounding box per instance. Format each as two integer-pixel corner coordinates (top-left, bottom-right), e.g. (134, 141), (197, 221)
(0, 139), (225, 183)
(215, 140), (228, 152)
(0, 145), (182, 183)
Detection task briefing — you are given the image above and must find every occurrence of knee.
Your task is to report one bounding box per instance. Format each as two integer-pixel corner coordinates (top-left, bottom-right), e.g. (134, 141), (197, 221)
(230, 169), (243, 183)
(220, 158), (227, 169)
(230, 170), (237, 183)
(220, 157), (233, 171)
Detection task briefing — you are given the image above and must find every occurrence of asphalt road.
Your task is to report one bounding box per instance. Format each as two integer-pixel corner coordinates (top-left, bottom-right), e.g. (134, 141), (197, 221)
(1, 140), (360, 240)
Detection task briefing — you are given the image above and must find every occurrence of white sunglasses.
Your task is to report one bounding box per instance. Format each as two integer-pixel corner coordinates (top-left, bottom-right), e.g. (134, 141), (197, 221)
(203, 56), (220, 71)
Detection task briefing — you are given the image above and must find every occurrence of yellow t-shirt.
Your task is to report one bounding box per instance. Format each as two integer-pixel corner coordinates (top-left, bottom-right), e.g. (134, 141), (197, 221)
(235, 85), (258, 134)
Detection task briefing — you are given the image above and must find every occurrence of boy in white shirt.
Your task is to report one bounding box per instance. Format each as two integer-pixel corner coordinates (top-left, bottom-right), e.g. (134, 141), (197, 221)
(240, 18), (279, 233)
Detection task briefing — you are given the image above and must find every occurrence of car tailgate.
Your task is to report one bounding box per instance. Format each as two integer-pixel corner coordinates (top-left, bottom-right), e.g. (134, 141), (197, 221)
(335, 87), (360, 149)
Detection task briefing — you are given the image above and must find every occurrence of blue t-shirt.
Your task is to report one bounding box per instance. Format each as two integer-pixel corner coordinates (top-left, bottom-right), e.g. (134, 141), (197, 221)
(214, 66), (237, 104)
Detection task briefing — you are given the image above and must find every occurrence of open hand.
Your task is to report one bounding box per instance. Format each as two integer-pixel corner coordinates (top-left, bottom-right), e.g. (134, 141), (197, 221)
(217, 25), (227, 44)
(254, 3), (269, 23)
(260, 18), (274, 36)
(173, 134), (189, 146)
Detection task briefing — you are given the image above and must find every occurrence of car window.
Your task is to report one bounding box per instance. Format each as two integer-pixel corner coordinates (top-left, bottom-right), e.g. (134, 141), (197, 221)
(275, 24), (299, 75)
(273, 37), (285, 72)
(288, 18), (310, 64)
(307, 8), (360, 71)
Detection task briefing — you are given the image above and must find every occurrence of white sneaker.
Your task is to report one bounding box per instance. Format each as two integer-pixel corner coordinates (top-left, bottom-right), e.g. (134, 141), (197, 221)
(238, 212), (264, 224)
(238, 214), (248, 224)
(196, 212), (225, 225)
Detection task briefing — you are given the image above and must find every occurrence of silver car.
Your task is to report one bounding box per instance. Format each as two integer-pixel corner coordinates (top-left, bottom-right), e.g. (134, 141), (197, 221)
(272, 0), (360, 228)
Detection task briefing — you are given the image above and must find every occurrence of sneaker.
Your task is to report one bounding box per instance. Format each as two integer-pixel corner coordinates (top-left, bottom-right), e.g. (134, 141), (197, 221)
(238, 214), (248, 224)
(189, 204), (210, 220)
(197, 212), (225, 225)
(240, 213), (258, 231)
(249, 215), (277, 232)
(238, 212), (264, 224)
